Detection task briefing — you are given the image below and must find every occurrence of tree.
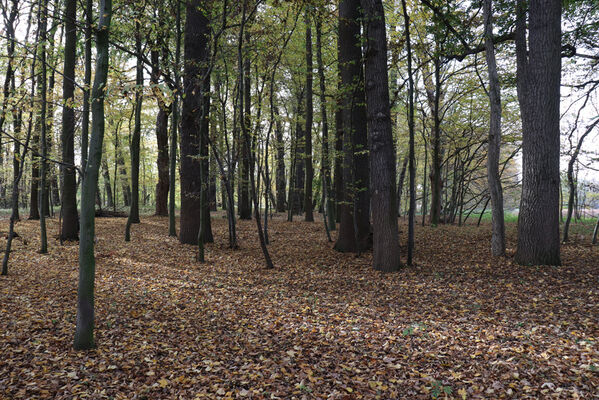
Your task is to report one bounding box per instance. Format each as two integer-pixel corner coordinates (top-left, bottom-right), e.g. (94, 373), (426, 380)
(125, 20), (144, 241)
(401, 0), (415, 266)
(483, 0), (506, 256)
(60, 0), (79, 241)
(334, 0), (370, 254)
(514, 0), (562, 266)
(360, 0), (400, 271)
(74, 0), (112, 350)
(304, 8), (314, 222)
(315, 9), (335, 231)
(180, 0), (211, 245)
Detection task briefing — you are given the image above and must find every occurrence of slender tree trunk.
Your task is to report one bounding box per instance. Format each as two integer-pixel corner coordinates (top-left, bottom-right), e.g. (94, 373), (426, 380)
(563, 119), (598, 242)
(360, 0), (401, 271)
(401, 0), (415, 266)
(169, 0), (181, 237)
(39, 0), (48, 253)
(74, 0), (111, 350)
(514, 0), (562, 265)
(484, 0), (506, 256)
(316, 12), (335, 230)
(239, 24), (252, 220)
(304, 9), (314, 222)
(81, 0), (92, 173)
(126, 20), (143, 239)
(274, 106), (286, 212)
(293, 89), (305, 216)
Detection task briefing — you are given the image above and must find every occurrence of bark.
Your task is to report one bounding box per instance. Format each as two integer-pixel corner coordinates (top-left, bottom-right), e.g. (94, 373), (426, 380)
(126, 21), (143, 237)
(274, 106), (286, 212)
(304, 9), (314, 222)
(429, 59), (443, 226)
(401, 0), (416, 266)
(151, 47), (170, 216)
(316, 12), (335, 230)
(39, 0), (48, 253)
(514, 0), (562, 266)
(293, 89), (305, 215)
(169, 0), (182, 237)
(335, 0), (371, 253)
(81, 0), (92, 172)
(483, 0), (506, 256)
(74, 0), (111, 350)
(239, 28), (252, 220)
(61, 0), (79, 240)
(180, 0), (210, 245)
(361, 0), (401, 271)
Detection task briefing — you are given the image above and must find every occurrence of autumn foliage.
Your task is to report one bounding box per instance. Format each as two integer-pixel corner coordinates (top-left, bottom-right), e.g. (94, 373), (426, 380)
(1, 215), (598, 398)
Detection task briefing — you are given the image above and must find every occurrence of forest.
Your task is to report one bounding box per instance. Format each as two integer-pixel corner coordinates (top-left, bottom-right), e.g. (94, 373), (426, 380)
(0, 0), (598, 398)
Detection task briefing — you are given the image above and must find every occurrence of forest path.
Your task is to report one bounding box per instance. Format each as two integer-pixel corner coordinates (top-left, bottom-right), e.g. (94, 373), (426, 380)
(1, 214), (598, 398)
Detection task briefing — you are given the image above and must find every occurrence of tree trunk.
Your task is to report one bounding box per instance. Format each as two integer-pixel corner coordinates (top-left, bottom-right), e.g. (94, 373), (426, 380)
(316, 12), (335, 230)
(483, 0), (506, 256)
(514, 0), (562, 266)
(274, 106), (286, 212)
(126, 20), (143, 236)
(150, 46), (170, 217)
(304, 9), (314, 222)
(239, 28), (252, 220)
(60, 0), (79, 240)
(39, 0), (48, 253)
(74, 0), (111, 350)
(563, 119), (598, 242)
(180, 0), (210, 245)
(401, 0), (416, 266)
(335, 0), (370, 253)
(361, 0), (401, 271)
(293, 89), (305, 216)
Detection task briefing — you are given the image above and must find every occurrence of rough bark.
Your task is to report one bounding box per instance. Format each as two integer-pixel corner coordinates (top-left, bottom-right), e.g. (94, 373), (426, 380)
(361, 0), (401, 271)
(514, 0), (562, 266)
(335, 0), (371, 253)
(180, 0), (210, 245)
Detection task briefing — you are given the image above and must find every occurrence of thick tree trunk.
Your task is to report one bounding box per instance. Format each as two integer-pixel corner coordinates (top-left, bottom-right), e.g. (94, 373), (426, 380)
(180, 0), (210, 245)
(60, 0), (79, 240)
(361, 0), (401, 271)
(514, 0), (562, 266)
(74, 0), (111, 350)
(335, 0), (370, 253)
(483, 0), (506, 256)
(293, 90), (305, 216)
(304, 9), (314, 222)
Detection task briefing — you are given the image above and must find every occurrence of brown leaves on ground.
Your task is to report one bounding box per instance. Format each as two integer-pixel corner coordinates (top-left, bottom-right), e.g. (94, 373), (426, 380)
(0, 214), (598, 399)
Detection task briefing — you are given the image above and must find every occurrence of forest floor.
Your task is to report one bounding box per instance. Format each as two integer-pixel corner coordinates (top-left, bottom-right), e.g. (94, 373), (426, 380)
(0, 213), (598, 399)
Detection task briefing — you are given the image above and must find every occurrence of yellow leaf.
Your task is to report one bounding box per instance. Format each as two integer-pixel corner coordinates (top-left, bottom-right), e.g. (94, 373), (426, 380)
(158, 378), (169, 388)
(458, 388), (467, 399)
